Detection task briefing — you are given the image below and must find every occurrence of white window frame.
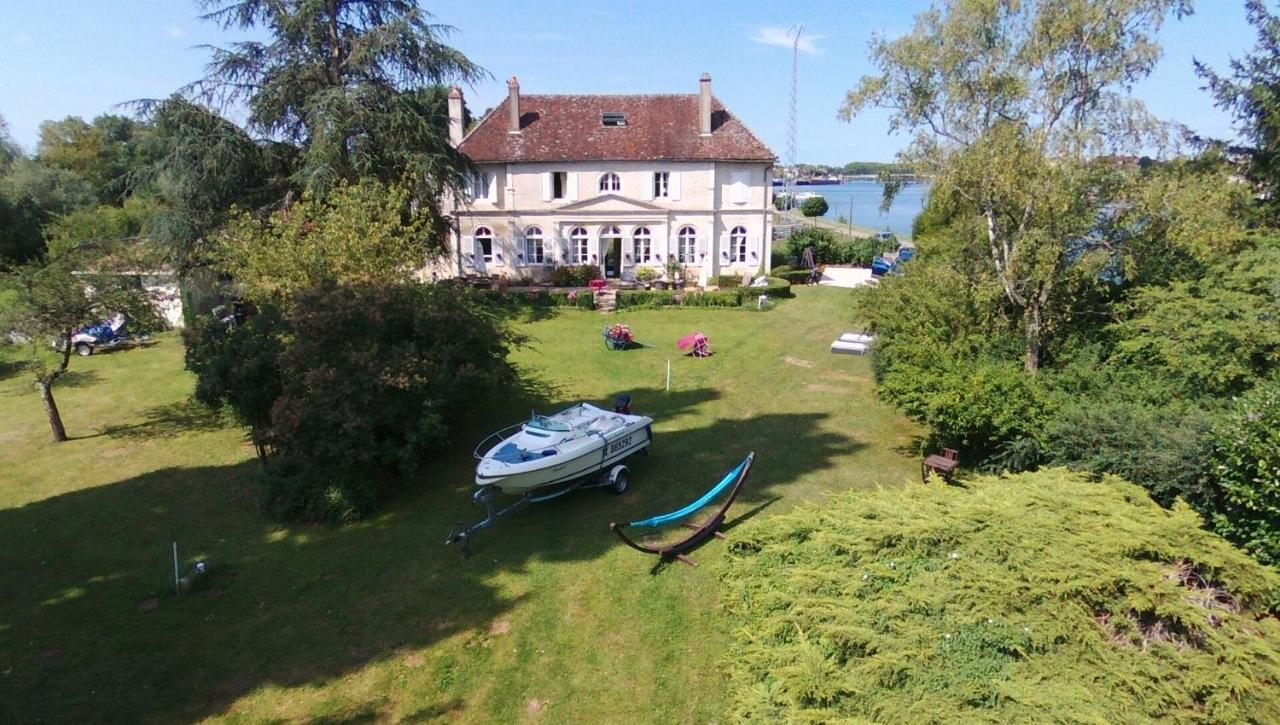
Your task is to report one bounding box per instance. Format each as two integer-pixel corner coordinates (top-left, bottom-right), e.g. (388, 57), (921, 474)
(598, 172), (621, 194)
(633, 226), (652, 264)
(470, 171), (495, 202)
(677, 226), (698, 264)
(570, 227), (590, 264)
(729, 226), (748, 264)
(474, 226), (495, 265)
(653, 172), (670, 199)
(525, 226), (545, 266)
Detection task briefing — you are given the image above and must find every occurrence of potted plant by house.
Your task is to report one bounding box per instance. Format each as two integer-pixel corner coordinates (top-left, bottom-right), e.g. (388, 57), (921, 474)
(635, 267), (657, 290)
(665, 257), (685, 290)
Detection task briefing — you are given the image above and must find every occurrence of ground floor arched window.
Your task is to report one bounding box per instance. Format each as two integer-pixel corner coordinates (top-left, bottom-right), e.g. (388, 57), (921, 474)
(677, 226), (698, 263)
(729, 226), (748, 264)
(524, 226), (545, 265)
(474, 226), (494, 264)
(632, 227), (651, 264)
(570, 227), (590, 263)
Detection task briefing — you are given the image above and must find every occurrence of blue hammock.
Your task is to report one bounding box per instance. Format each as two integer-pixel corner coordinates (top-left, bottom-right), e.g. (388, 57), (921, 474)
(629, 456), (751, 528)
(610, 452), (756, 562)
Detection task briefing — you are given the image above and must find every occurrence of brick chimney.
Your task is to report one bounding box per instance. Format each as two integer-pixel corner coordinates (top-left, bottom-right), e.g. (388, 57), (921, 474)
(699, 73), (712, 136)
(447, 85), (464, 146)
(508, 76), (521, 134)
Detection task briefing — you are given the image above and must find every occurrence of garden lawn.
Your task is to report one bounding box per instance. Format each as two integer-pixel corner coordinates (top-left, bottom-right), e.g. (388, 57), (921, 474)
(0, 286), (920, 723)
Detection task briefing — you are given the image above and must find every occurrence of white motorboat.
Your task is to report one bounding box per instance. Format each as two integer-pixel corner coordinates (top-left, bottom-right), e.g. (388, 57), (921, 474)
(473, 403), (653, 495)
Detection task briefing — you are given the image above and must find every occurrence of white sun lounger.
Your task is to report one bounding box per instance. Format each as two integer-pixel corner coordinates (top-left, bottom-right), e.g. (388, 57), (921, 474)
(830, 340), (869, 355)
(839, 332), (875, 344)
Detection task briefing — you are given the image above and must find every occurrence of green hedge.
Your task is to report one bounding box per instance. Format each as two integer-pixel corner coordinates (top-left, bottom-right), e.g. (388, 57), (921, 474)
(682, 289), (746, 307)
(617, 290), (679, 309)
(775, 270), (811, 285)
(759, 277), (792, 298)
(716, 275), (744, 289)
(548, 264), (602, 287)
(475, 289), (595, 309)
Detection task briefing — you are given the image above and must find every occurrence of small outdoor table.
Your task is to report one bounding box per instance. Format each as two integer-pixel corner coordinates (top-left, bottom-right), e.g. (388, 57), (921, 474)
(922, 449), (960, 483)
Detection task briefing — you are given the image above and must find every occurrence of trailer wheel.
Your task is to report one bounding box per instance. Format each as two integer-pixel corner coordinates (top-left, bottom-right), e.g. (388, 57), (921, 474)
(75, 342), (92, 357)
(609, 465), (630, 494)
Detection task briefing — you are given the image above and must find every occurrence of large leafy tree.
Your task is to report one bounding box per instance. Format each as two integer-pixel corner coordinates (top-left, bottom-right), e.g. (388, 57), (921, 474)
(214, 179), (436, 303)
(1196, 0), (1280, 224)
(36, 115), (154, 204)
(841, 0), (1190, 371)
(143, 1), (481, 273)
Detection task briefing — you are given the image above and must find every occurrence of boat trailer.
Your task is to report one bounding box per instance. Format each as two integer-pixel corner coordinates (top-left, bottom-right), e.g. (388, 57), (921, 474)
(445, 463), (632, 554)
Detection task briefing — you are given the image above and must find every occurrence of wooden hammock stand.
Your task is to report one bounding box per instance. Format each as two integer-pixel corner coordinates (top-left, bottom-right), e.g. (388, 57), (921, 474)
(609, 452), (755, 566)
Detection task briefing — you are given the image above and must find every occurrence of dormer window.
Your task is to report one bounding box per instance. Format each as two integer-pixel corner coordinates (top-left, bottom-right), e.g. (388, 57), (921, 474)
(599, 172), (621, 193)
(602, 112), (627, 126)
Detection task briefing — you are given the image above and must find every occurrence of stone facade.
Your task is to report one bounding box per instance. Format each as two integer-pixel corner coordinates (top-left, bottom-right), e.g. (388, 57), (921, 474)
(438, 76), (776, 283)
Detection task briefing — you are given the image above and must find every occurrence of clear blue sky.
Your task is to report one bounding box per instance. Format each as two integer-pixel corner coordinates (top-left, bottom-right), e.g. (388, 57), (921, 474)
(0, 0), (1259, 163)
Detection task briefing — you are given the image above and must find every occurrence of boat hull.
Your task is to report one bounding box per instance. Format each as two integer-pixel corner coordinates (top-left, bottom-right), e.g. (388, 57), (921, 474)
(476, 418), (652, 495)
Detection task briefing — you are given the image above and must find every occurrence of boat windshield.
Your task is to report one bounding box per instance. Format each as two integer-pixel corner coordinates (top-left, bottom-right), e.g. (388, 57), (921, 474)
(526, 414), (571, 433)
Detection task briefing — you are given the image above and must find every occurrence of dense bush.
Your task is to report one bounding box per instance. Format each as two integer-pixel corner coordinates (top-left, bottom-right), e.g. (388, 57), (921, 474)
(716, 274), (743, 288)
(770, 264), (793, 275)
(548, 264), (601, 287)
(681, 289), (746, 307)
(616, 290), (678, 309)
(785, 227), (895, 266)
(1043, 400), (1216, 506)
(799, 195), (829, 217)
(188, 282), (518, 523)
(182, 306), (288, 461)
(722, 469), (1280, 722)
(774, 269), (812, 284)
(1209, 379), (1280, 565)
(475, 288), (594, 310)
(758, 277), (792, 298)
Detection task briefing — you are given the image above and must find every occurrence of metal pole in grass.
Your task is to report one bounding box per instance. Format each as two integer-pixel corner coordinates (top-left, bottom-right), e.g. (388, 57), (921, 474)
(666, 359), (671, 391)
(172, 542), (180, 595)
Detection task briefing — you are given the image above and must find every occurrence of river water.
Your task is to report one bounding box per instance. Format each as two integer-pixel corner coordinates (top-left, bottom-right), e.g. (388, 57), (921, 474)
(790, 180), (931, 238)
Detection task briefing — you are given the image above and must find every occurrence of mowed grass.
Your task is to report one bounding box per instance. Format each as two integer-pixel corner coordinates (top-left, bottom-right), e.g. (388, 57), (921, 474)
(0, 287), (921, 723)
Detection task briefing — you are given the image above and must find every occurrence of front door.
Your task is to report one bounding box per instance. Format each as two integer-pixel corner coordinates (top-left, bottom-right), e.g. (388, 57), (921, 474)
(603, 236), (621, 278)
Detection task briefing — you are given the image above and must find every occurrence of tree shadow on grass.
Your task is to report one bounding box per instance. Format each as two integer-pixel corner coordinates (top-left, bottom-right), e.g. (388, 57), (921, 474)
(100, 399), (233, 440)
(0, 385), (864, 722)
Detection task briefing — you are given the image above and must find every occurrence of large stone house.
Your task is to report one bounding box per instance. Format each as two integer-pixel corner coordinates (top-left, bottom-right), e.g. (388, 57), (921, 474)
(442, 74), (776, 283)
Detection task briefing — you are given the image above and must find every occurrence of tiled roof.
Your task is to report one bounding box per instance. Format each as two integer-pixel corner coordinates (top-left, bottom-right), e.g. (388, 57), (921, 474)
(457, 94), (776, 163)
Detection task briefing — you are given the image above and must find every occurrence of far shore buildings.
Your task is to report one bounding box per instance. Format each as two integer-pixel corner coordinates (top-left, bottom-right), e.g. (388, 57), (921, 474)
(441, 74), (777, 282)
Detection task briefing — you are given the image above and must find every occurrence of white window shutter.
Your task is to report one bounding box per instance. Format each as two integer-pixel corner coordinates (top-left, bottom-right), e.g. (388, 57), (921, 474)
(487, 174), (497, 202)
(462, 235), (474, 267)
(567, 172), (579, 201)
(670, 172), (681, 200)
(514, 235), (526, 266)
(541, 173), (552, 202)
(649, 172), (657, 200)
(697, 228), (708, 259)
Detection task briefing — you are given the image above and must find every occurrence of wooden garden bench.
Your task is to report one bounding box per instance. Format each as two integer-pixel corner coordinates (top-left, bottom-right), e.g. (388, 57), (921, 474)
(922, 448), (960, 483)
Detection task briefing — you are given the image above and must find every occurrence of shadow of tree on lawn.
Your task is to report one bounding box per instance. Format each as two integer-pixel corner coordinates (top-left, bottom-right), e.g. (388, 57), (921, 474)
(101, 399), (233, 440)
(0, 377), (865, 721)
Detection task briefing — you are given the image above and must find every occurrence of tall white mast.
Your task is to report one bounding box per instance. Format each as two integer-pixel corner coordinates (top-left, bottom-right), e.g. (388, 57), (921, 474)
(784, 24), (803, 210)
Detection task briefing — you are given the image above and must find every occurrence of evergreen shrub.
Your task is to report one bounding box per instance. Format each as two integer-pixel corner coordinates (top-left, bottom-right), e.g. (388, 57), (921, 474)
(721, 469), (1280, 722)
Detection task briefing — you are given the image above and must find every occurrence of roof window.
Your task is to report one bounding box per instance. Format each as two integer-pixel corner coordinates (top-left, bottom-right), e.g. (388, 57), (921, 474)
(602, 112), (627, 127)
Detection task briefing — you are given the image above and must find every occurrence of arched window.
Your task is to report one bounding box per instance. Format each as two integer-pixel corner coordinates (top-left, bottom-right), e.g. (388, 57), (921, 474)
(474, 225), (494, 264)
(729, 226), (748, 264)
(677, 226), (698, 263)
(570, 226), (590, 263)
(632, 226), (652, 264)
(599, 172), (621, 193)
(524, 226), (545, 265)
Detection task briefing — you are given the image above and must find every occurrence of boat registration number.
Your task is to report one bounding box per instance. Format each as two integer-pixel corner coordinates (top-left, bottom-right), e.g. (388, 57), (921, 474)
(608, 435), (634, 455)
